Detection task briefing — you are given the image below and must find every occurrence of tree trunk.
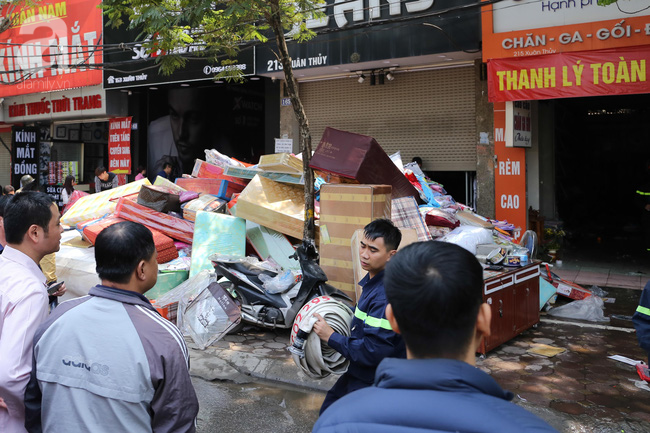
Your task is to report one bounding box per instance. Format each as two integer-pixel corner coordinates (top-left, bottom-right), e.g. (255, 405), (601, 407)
(267, 0), (316, 246)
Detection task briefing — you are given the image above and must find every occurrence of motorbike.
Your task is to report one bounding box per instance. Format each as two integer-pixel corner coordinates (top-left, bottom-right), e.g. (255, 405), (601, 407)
(210, 241), (352, 333)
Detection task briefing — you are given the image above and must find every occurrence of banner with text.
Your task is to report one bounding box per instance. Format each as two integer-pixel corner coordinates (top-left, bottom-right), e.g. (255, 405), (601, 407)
(494, 102), (526, 241)
(488, 45), (650, 102)
(11, 126), (39, 188)
(108, 117), (132, 175)
(0, 0), (103, 97)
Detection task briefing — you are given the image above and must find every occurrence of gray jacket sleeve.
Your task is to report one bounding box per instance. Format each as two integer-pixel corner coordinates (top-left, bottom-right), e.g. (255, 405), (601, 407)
(94, 176), (101, 193)
(111, 175), (119, 190)
(126, 305), (199, 433)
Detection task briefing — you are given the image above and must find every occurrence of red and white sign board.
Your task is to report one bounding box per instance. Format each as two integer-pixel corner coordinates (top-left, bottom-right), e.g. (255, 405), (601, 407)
(108, 117), (132, 175)
(494, 101), (526, 241)
(0, 0), (103, 97)
(2, 86), (105, 122)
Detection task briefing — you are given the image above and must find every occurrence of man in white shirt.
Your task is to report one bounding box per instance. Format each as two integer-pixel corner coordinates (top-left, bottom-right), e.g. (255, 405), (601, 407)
(0, 192), (64, 432)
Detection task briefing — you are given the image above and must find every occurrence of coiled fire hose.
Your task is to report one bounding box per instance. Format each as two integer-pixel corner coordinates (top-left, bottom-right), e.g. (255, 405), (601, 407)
(288, 296), (354, 379)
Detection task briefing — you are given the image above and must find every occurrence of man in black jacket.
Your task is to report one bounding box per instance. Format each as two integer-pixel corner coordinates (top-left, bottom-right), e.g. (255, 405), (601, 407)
(313, 241), (557, 433)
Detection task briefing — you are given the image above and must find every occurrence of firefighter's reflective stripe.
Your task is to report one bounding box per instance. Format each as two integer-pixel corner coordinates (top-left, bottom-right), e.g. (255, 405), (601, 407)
(637, 305), (650, 317)
(637, 190), (650, 196)
(354, 307), (392, 330)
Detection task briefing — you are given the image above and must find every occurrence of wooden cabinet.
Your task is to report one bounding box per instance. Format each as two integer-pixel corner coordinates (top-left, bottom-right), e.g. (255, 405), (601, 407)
(478, 263), (540, 354)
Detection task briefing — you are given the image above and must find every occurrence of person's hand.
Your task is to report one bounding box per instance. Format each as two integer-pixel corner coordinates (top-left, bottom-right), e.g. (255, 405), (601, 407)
(312, 313), (335, 342)
(0, 397), (8, 411)
(51, 282), (67, 297)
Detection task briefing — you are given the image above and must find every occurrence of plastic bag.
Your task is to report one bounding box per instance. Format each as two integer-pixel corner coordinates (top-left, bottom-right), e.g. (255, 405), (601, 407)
(205, 149), (245, 168)
(153, 269), (216, 310)
(438, 226), (493, 255)
(547, 296), (610, 322)
(180, 282), (241, 350)
(259, 270), (299, 294)
(590, 285), (608, 297)
(389, 151), (404, 173)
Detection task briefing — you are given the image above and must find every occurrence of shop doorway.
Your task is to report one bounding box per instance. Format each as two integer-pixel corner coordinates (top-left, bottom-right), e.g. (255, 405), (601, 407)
(553, 94), (650, 268)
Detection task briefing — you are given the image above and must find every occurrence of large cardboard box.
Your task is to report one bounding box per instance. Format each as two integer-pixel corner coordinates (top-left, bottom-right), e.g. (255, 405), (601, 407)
(319, 184), (391, 302)
(351, 228), (418, 301)
(235, 175), (319, 242)
(310, 128), (420, 202)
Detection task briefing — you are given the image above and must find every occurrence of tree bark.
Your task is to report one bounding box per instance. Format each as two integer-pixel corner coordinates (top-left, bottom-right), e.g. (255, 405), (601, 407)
(267, 0), (316, 246)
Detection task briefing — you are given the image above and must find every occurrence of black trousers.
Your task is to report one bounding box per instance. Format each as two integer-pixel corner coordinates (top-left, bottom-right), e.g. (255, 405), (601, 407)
(319, 373), (372, 416)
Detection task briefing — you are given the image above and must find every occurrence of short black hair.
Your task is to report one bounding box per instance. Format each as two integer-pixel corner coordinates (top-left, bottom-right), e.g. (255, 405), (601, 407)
(384, 241), (484, 359)
(162, 162), (172, 170)
(4, 192), (55, 244)
(0, 195), (10, 217)
(3, 185), (14, 195)
(363, 218), (401, 251)
(412, 156), (423, 165)
(95, 166), (107, 177)
(95, 221), (156, 284)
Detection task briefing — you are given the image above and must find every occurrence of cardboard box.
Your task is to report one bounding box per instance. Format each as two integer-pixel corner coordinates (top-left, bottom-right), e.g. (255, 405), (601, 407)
(234, 175), (319, 242)
(319, 184), (391, 302)
(351, 228), (418, 301)
(309, 127), (420, 202)
(258, 153), (302, 174)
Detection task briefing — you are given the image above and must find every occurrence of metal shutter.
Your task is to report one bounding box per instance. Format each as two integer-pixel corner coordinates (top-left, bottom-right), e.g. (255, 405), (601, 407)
(0, 131), (11, 187)
(301, 66), (476, 171)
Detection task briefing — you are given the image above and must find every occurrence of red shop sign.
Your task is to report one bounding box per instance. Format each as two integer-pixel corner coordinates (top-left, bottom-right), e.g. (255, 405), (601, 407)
(108, 117), (132, 175)
(0, 0), (103, 97)
(488, 45), (650, 102)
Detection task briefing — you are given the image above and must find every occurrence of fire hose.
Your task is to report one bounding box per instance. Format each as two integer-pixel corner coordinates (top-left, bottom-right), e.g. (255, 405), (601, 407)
(288, 296), (354, 379)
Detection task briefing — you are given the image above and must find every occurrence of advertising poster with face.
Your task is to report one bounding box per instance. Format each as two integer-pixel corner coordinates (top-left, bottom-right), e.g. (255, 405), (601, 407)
(146, 83), (265, 181)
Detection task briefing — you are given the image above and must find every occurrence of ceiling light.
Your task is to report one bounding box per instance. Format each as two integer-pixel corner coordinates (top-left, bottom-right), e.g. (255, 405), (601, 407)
(149, 87), (158, 90)
(180, 83), (190, 87)
(386, 72), (394, 81)
(358, 74), (365, 84)
(250, 77), (261, 80)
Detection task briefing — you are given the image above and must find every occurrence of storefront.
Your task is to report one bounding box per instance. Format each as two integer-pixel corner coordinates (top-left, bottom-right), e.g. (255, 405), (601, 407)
(102, 21), (278, 179)
(482, 0), (650, 253)
(1, 86), (128, 202)
(0, 0), (107, 200)
(255, 0), (485, 209)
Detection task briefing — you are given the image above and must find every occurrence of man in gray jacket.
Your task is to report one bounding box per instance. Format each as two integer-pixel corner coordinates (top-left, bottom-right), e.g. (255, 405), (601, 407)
(24, 221), (199, 432)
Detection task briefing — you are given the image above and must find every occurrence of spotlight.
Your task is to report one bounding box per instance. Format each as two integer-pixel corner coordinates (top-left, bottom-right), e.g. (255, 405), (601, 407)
(378, 72), (384, 85)
(386, 72), (394, 81)
(358, 73), (365, 84)
(370, 72), (376, 86)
